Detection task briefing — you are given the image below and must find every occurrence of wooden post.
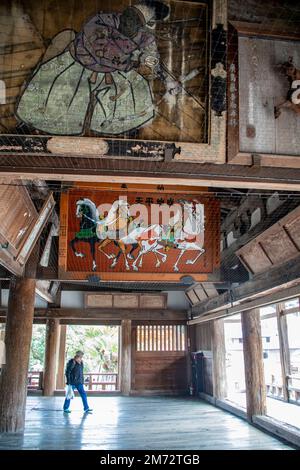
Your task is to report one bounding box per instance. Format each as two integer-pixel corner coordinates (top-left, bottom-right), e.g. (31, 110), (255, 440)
(0, 248), (38, 432)
(120, 319), (132, 396)
(187, 324), (196, 390)
(276, 304), (291, 401)
(241, 309), (266, 421)
(56, 324), (67, 390)
(43, 319), (59, 396)
(212, 319), (227, 400)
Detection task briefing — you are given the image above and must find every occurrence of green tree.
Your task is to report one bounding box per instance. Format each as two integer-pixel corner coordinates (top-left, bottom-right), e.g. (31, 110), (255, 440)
(29, 325), (46, 370)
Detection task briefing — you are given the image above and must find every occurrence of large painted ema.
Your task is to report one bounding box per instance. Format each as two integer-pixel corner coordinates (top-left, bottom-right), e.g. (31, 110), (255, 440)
(3, 0), (209, 143)
(59, 189), (220, 281)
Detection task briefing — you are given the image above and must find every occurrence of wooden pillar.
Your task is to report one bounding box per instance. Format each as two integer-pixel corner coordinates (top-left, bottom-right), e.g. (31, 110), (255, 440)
(0, 278), (36, 432)
(276, 304), (291, 401)
(241, 309), (266, 421)
(0, 246), (38, 433)
(43, 319), (59, 396)
(120, 319), (132, 396)
(56, 324), (67, 390)
(212, 319), (227, 400)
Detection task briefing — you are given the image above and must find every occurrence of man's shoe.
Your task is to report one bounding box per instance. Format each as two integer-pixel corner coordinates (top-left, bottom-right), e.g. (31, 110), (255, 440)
(84, 408), (93, 413)
(63, 409), (71, 413)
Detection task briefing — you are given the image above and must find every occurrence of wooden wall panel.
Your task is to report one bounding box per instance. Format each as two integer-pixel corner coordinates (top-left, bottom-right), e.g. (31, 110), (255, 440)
(133, 352), (187, 392)
(195, 322), (212, 351)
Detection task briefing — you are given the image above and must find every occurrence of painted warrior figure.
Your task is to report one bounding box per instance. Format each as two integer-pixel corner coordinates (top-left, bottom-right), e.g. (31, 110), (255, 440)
(16, 1), (171, 135)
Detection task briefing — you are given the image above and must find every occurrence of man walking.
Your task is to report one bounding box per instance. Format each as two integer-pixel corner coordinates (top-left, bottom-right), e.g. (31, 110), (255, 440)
(63, 350), (92, 414)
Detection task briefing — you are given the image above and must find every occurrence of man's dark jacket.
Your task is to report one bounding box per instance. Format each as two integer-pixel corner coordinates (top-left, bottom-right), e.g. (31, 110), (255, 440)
(65, 359), (84, 385)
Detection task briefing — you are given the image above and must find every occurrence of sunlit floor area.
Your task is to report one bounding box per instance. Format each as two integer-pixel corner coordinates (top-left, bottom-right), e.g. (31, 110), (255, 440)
(0, 396), (294, 450)
(226, 392), (300, 430)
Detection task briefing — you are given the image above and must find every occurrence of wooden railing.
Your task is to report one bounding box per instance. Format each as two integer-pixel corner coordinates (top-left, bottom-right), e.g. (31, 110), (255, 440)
(287, 375), (300, 403)
(27, 371), (118, 391)
(266, 375), (300, 404)
(28, 371), (43, 390)
(84, 373), (118, 391)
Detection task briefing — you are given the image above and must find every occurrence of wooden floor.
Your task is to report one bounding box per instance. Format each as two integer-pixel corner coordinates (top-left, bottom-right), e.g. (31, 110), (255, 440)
(0, 396), (294, 450)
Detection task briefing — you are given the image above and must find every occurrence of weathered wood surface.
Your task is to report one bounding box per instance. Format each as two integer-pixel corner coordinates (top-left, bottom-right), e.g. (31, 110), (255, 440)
(241, 309), (266, 420)
(239, 36), (300, 156)
(133, 352), (187, 392)
(0, 307), (187, 322)
(189, 283), (300, 325)
(194, 322), (212, 351)
(0, 180), (37, 256)
(0, 276), (36, 432)
(0, 396), (293, 450)
(191, 254), (300, 320)
(237, 205), (300, 275)
(43, 319), (59, 396)
(221, 197), (300, 265)
(84, 292), (167, 310)
(120, 319), (132, 396)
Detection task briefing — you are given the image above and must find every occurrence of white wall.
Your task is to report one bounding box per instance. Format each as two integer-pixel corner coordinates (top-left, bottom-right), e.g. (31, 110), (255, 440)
(1, 289), (48, 308)
(61, 290), (84, 308)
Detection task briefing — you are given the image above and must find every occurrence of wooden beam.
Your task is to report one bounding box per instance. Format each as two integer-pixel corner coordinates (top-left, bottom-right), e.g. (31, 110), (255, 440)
(0, 307), (187, 321)
(188, 283), (300, 325)
(191, 254), (300, 319)
(3, 168), (300, 192)
(43, 319), (59, 396)
(241, 309), (266, 421)
(120, 319), (132, 396)
(221, 198), (300, 265)
(276, 304), (291, 402)
(212, 319), (227, 400)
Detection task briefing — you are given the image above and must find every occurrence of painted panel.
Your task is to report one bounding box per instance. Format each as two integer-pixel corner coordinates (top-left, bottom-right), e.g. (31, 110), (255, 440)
(85, 293), (113, 308)
(0, 0), (209, 144)
(139, 294), (166, 309)
(59, 185), (220, 281)
(114, 294), (139, 309)
(239, 36), (300, 156)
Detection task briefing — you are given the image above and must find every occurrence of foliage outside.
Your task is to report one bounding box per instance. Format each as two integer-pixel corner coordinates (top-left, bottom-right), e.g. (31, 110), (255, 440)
(29, 324), (119, 373)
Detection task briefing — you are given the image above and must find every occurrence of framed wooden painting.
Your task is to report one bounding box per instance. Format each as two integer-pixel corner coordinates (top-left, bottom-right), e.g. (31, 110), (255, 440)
(227, 22), (300, 168)
(58, 183), (220, 281)
(0, 0), (227, 164)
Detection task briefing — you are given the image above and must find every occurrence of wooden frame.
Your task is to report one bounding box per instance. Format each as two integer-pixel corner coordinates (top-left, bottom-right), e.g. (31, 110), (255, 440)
(0, 0), (227, 165)
(227, 21), (300, 168)
(84, 292), (167, 310)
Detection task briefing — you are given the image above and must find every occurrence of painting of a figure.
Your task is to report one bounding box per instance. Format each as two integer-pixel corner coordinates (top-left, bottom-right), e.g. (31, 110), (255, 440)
(1, 0), (208, 142)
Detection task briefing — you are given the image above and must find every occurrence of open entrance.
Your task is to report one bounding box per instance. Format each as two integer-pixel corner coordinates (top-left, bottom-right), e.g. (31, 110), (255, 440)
(65, 325), (119, 391)
(27, 323), (119, 392)
(224, 314), (246, 408)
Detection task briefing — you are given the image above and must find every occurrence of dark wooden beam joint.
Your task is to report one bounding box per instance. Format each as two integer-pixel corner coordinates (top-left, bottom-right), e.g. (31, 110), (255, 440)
(164, 143), (181, 162)
(250, 154), (262, 168)
(211, 24), (227, 116)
